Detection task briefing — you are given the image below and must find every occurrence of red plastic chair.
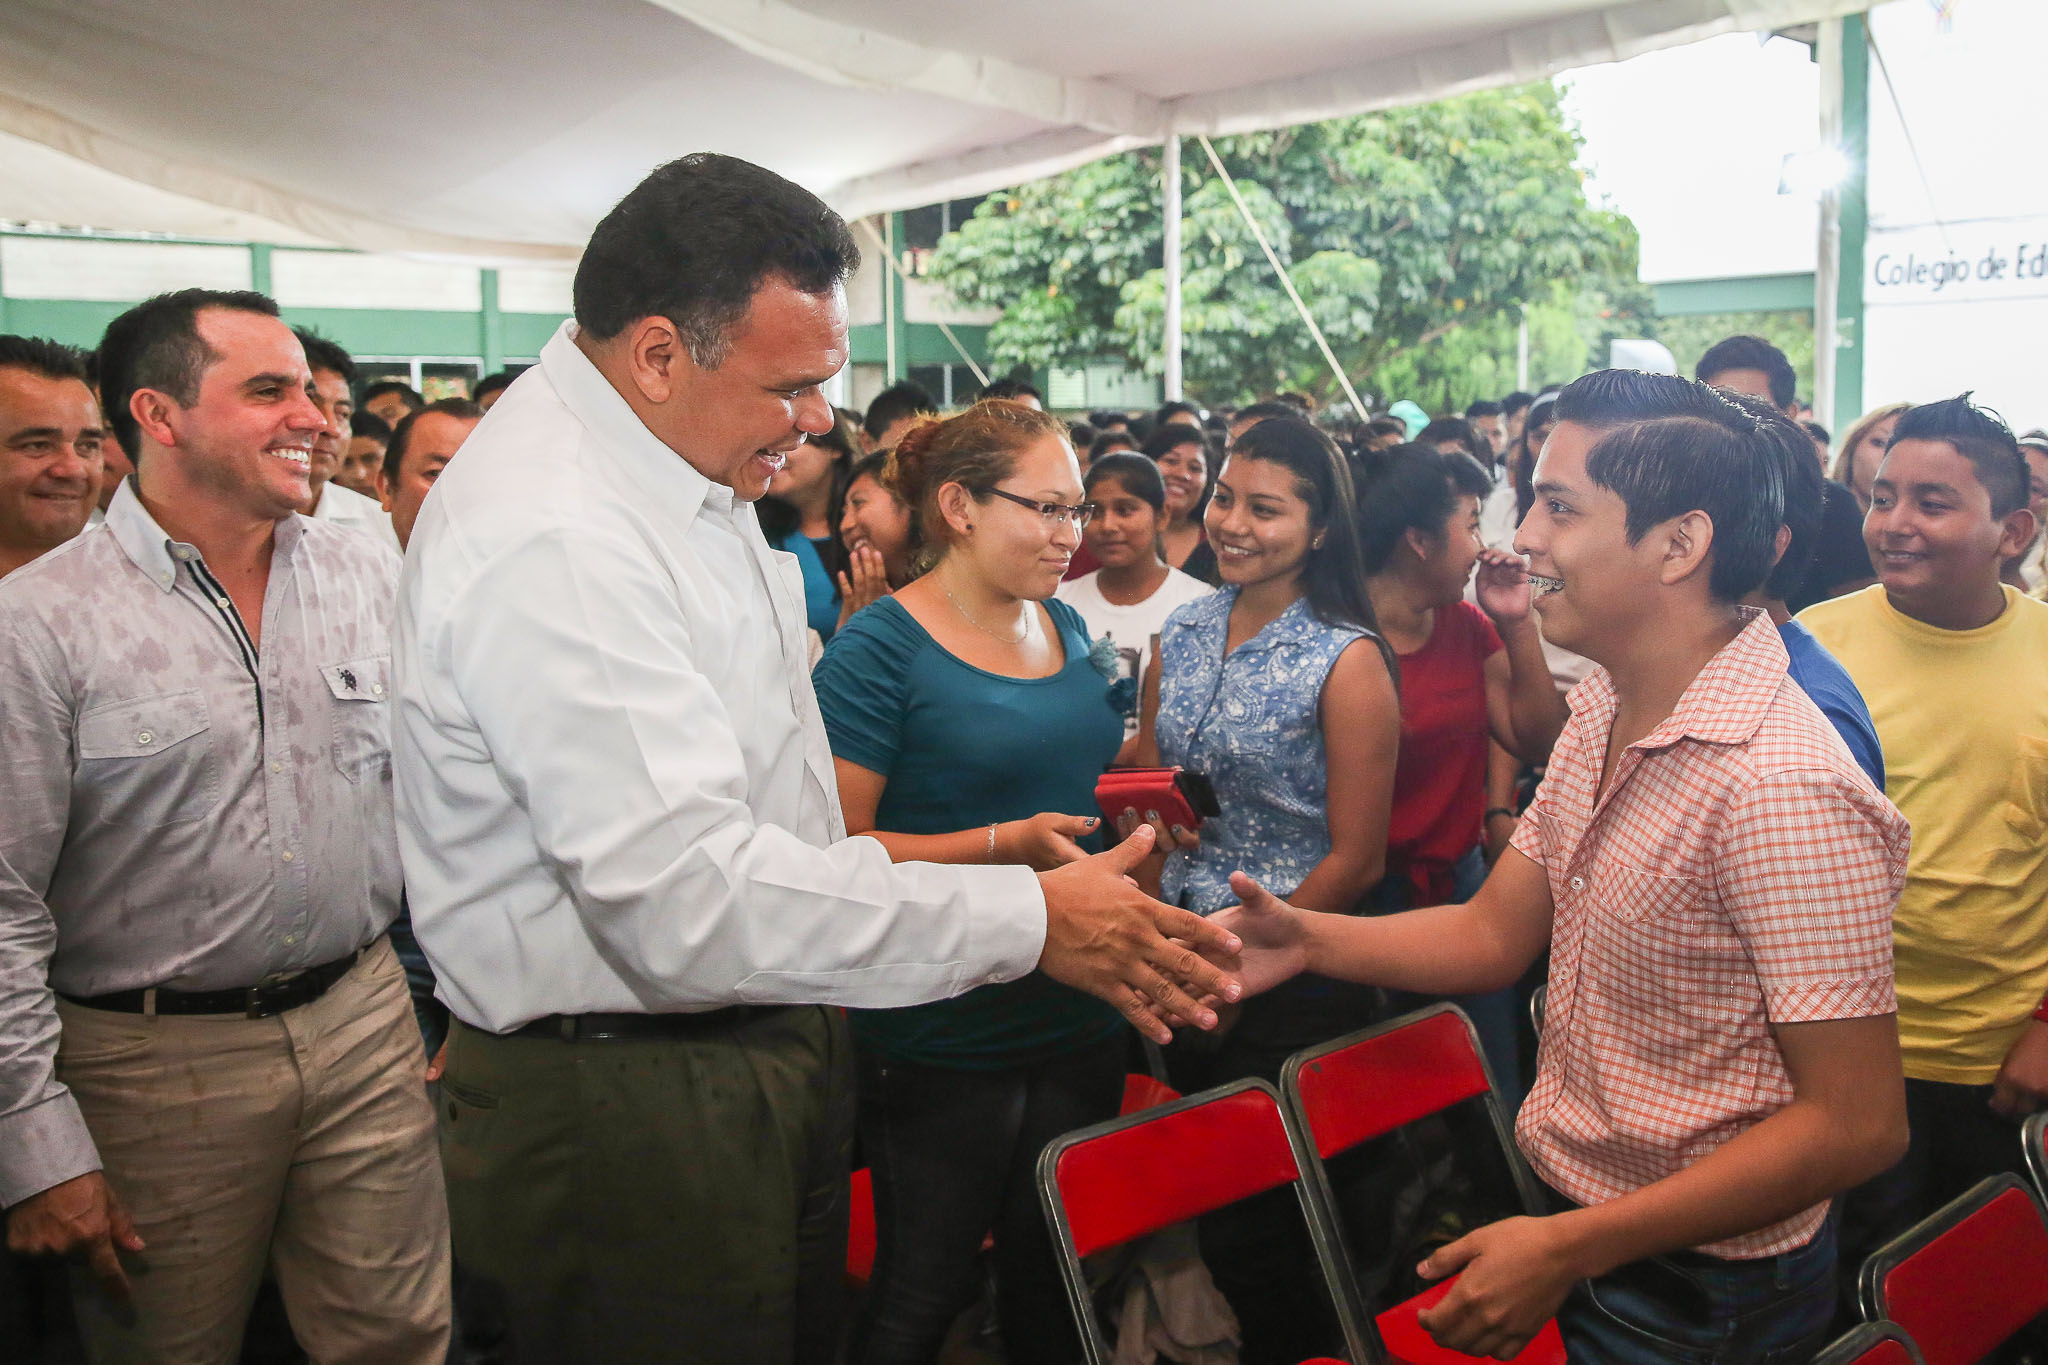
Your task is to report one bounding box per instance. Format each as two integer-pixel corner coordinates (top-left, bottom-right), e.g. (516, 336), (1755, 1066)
(1280, 1004), (1564, 1365)
(1811, 1322), (1927, 1365)
(1039, 1078), (1365, 1365)
(1121, 1072), (1181, 1114)
(1859, 1173), (2048, 1365)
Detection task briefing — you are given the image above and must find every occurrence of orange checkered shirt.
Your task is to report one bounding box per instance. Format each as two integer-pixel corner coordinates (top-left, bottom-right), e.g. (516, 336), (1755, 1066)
(1509, 609), (1909, 1259)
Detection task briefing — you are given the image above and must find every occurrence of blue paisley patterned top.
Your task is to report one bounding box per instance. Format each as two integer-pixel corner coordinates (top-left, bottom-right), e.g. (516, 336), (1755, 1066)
(1156, 587), (1374, 914)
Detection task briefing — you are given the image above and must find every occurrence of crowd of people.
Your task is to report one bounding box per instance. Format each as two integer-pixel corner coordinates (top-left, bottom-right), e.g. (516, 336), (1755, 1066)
(1, 149), (2046, 1365)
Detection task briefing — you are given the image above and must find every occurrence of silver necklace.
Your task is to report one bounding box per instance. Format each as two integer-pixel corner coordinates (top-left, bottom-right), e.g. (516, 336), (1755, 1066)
(941, 581), (1036, 644)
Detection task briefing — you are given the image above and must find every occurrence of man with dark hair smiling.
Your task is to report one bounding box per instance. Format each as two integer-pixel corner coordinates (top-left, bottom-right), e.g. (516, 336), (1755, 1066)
(1214, 371), (1909, 1362)
(295, 330), (399, 555)
(1800, 395), (2048, 1306)
(392, 152), (1241, 1360)
(0, 289), (449, 1359)
(0, 336), (103, 578)
(377, 398), (480, 551)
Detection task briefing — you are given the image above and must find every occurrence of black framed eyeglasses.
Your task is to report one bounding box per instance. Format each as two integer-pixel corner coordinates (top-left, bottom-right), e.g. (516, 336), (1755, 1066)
(985, 486), (1099, 530)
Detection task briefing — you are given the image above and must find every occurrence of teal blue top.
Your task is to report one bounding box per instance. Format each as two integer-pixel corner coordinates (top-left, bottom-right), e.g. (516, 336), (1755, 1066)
(812, 595), (1124, 1068)
(773, 529), (840, 642)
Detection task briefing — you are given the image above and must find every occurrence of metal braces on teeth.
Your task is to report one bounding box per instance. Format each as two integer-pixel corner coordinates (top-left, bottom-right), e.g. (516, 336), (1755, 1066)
(1525, 573), (1564, 593)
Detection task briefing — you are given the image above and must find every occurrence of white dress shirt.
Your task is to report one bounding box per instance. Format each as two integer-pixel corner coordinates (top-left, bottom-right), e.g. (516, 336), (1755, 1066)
(311, 480), (402, 558)
(392, 323), (1047, 1033)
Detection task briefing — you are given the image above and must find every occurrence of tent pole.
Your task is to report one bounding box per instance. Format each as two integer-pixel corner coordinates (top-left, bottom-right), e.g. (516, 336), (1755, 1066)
(1815, 18), (1844, 431)
(1162, 134), (1183, 401)
(1194, 135), (1364, 417)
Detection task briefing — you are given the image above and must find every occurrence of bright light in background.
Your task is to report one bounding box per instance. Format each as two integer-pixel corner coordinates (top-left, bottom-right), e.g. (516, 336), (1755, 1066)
(1778, 145), (1850, 197)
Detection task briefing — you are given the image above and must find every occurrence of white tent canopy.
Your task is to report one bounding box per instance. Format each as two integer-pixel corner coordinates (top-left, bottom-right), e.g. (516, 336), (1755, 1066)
(0, 0), (1861, 261)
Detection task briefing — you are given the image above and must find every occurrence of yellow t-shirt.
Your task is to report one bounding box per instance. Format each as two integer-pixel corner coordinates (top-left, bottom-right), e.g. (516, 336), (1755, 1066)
(1799, 586), (2048, 1083)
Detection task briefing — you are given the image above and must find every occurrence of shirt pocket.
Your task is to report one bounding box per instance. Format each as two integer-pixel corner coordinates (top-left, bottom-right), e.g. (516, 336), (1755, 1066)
(1999, 732), (2048, 846)
(322, 656), (391, 784)
(74, 689), (220, 826)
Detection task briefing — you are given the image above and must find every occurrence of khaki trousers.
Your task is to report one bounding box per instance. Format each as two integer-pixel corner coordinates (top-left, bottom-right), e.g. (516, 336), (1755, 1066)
(440, 1003), (854, 1364)
(55, 935), (452, 1365)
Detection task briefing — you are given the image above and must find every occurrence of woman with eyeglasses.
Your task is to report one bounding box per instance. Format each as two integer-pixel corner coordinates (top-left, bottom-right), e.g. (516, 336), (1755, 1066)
(812, 400), (1131, 1365)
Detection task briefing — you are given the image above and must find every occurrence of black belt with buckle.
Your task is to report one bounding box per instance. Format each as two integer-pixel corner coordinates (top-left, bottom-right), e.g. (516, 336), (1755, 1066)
(59, 948), (363, 1019)
(508, 1005), (791, 1042)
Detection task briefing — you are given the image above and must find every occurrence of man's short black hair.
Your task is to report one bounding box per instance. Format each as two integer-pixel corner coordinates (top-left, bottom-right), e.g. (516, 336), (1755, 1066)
(1502, 391), (1535, 417)
(1088, 409), (1129, 429)
(1464, 399), (1502, 420)
(382, 398), (484, 487)
(980, 376), (1041, 403)
(98, 288), (281, 460)
(473, 370), (516, 403)
(862, 381), (936, 443)
(1155, 400), (1201, 424)
(1556, 369), (1784, 603)
(573, 152), (860, 366)
(351, 412), (394, 446)
(361, 380), (424, 412)
(1887, 394), (2029, 517)
(0, 335), (88, 385)
(294, 329), (355, 383)
(1696, 334), (1797, 412)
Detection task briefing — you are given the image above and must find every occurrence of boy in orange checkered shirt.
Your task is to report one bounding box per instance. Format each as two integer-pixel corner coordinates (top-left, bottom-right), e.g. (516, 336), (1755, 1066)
(1220, 372), (1909, 1362)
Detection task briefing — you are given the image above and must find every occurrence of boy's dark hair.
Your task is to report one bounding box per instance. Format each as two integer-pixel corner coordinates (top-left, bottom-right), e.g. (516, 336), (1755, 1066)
(294, 328), (355, 382)
(1556, 370), (1785, 603)
(98, 288), (281, 459)
(1464, 399), (1503, 420)
(979, 376), (1041, 403)
(1352, 443), (1494, 575)
(1695, 334), (1797, 412)
(1802, 420), (1831, 448)
(574, 153), (859, 364)
(0, 335), (88, 384)
(1887, 394), (2029, 517)
(861, 380), (936, 443)
(1415, 416), (1489, 464)
(1154, 400), (1201, 425)
(382, 398), (484, 486)
(362, 380), (424, 412)
(1140, 421), (1210, 462)
(351, 412), (394, 446)
(1231, 401), (1296, 434)
(1083, 451), (1167, 513)
(1719, 393), (1826, 602)
(473, 370), (517, 403)
(1088, 409), (1129, 429)
(1087, 430), (1136, 464)
(1502, 391), (1534, 418)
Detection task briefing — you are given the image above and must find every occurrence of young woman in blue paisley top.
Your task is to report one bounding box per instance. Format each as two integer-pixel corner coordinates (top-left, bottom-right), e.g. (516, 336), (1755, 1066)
(1130, 415), (1401, 1361)
(812, 400), (1131, 1365)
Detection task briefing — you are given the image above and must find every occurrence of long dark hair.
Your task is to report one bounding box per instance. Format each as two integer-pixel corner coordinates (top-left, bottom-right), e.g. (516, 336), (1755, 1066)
(1353, 443), (1493, 576)
(757, 407), (859, 585)
(1224, 419), (1391, 680)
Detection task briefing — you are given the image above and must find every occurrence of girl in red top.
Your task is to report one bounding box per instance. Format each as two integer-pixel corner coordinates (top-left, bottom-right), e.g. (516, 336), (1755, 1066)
(1356, 444), (1567, 1091)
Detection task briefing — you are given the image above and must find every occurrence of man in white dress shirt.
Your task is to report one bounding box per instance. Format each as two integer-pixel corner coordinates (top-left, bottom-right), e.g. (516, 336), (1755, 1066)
(296, 330), (402, 558)
(392, 153), (1243, 1362)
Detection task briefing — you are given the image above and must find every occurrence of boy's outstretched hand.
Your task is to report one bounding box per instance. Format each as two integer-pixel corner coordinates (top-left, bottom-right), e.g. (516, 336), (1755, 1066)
(1204, 871), (1312, 998)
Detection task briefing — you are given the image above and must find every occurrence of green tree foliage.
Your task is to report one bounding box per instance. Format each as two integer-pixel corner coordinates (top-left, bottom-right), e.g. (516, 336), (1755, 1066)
(926, 83), (1638, 408)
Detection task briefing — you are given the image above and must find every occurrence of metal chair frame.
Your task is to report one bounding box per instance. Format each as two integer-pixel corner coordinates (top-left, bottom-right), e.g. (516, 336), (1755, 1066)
(1858, 1171), (2048, 1365)
(1037, 1077), (1371, 1365)
(1810, 1321), (1927, 1365)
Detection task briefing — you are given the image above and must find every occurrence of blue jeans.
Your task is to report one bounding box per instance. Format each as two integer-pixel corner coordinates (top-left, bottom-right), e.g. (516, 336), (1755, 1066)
(850, 1036), (1126, 1365)
(1560, 1214), (1837, 1364)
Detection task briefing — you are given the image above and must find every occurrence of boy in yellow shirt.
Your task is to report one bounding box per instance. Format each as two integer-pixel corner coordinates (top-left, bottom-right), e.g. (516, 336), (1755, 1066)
(1799, 393), (2048, 1285)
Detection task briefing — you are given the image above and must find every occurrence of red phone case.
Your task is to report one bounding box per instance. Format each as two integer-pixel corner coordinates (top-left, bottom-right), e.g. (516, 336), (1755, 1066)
(1094, 767), (1204, 832)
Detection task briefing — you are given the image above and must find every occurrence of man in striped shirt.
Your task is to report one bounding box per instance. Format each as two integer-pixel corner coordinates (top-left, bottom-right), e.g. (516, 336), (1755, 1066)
(1219, 372), (1909, 1362)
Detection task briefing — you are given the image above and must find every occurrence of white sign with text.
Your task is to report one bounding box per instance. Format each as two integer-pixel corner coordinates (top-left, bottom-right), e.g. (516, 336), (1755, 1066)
(1866, 218), (2048, 305)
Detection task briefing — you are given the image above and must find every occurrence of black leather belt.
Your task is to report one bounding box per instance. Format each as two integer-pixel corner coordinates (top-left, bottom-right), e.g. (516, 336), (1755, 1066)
(59, 948), (362, 1019)
(509, 1005), (791, 1042)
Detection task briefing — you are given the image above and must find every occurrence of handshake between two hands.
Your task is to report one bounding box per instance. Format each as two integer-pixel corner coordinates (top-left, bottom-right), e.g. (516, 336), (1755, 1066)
(1034, 823), (1312, 1044)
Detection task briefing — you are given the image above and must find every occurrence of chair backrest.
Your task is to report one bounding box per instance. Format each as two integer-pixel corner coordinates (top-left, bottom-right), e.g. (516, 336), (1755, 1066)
(2026, 1110), (2048, 1209)
(1281, 1002), (1543, 1214)
(1120, 1072), (1181, 1116)
(1810, 1322), (1926, 1365)
(1039, 1078), (1368, 1365)
(1860, 1173), (2048, 1365)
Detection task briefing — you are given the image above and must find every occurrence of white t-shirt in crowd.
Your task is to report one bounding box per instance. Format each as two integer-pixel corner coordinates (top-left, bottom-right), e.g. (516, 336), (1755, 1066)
(1057, 567), (1213, 739)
